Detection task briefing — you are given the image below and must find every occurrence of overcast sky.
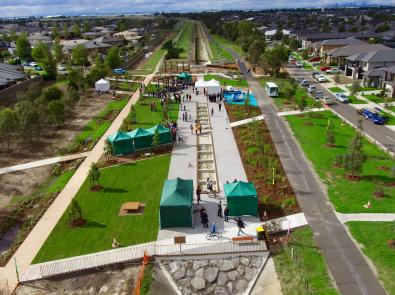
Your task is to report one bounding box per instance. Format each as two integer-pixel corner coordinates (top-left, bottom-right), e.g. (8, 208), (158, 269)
(0, 0), (393, 17)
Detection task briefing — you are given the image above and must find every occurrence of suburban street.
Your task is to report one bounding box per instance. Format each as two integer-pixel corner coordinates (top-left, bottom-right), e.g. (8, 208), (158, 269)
(216, 43), (388, 295)
(287, 65), (395, 154)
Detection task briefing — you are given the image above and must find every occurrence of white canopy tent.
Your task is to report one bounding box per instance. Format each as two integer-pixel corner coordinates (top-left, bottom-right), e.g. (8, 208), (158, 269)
(206, 79), (221, 95)
(195, 79), (208, 88)
(95, 79), (110, 92)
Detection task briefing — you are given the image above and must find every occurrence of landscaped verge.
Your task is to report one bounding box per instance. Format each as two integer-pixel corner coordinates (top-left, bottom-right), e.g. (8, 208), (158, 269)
(273, 226), (339, 295)
(347, 221), (395, 295)
(204, 74), (248, 88)
(226, 105), (300, 219)
(285, 111), (395, 213)
(33, 155), (171, 263)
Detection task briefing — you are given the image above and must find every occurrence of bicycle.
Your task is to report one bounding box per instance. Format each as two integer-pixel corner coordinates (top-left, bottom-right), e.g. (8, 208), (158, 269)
(206, 231), (222, 240)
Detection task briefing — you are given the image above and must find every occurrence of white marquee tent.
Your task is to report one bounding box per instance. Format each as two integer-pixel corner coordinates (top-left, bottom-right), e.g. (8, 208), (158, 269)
(195, 79), (208, 88)
(206, 79), (221, 95)
(95, 79), (110, 92)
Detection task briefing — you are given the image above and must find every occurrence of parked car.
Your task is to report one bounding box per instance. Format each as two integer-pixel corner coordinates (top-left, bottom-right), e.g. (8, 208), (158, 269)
(296, 62), (303, 68)
(320, 66), (331, 72)
(113, 68), (127, 75)
(322, 97), (334, 105)
(335, 93), (349, 103)
(309, 56), (321, 62)
(358, 108), (385, 125)
(307, 85), (316, 93)
(34, 65), (43, 71)
(29, 62), (38, 67)
(296, 77), (304, 83)
(326, 67), (342, 74)
(317, 75), (327, 82)
(314, 91), (324, 99)
(312, 61), (320, 66)
(301, 79), (309, 87)
(312, 71), (320, 79)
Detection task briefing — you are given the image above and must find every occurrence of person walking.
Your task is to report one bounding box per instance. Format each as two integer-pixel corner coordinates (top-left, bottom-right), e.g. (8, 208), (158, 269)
(190, 124), (194, 134)
(198, 124), (202, 134)
(224, 206), (229, 222)
(218, 103), (222, 112)
(217, 201), (223, 217)
(196, 187), (201, 204)
(237, 217), (246, 236)
(201, 210), (209, 228)
(211, 108), (214, 116)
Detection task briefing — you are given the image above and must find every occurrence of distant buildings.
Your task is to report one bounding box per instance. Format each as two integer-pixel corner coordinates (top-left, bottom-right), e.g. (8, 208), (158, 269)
(0, 63), (27, 90)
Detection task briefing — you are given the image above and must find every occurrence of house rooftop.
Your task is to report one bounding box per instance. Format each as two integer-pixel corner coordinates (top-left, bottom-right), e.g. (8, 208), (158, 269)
(312, 38), (366, 48)
(327, 44), (391, 58)
(360, 49), (395, 63)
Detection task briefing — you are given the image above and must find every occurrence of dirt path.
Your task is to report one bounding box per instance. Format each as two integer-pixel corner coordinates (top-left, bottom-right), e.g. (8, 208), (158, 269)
(195, 22), (210, 63)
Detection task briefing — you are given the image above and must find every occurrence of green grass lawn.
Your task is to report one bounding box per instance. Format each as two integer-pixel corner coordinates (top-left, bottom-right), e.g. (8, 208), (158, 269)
(381, 111), (395, 125)
(129, 98), (180, 130)
(328, 87), (346, 93)
(209, 37), (234, 63)
(346, 85), (380, 92)
(273, 226), (339, 295)
(363, 94), (395, 104)
(387, 105), (395, 112)
(348, 95), (367, 104)
(211, 34), (244, 58)
(33, 155), (171, 263)
(176, 21), (193, 59)
(303, 62), (313, 70)
(259, 77), (317, 109)
(204, 74), (248, 88)
(347, 222), (395, 295)
(285, 111), (395, 213)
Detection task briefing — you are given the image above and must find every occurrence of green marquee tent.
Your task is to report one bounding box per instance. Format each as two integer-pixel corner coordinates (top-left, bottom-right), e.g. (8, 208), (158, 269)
(224, 181), (258, 217)
(159, 177), (193, 229)
(107, 132), (134, 156)
(127, 128), (153, 150)
(147, 124), (172, 145)
(177, 72), (192, 81)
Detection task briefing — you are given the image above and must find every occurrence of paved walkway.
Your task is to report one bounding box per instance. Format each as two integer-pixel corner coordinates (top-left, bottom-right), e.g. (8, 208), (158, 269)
(222, 50), (388, 294)
(229, 115), (264, 128)
(0, 152), (90, 175)
(337, 213), (395, 223)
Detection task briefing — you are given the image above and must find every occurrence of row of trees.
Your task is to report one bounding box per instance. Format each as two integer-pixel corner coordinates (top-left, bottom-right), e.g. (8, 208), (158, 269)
(0, 83), (80, 149)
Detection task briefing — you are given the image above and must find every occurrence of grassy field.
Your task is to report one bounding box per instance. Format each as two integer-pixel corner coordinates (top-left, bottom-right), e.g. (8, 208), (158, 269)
(33, 155), (171, 263)
(328, 87), (346, 93)
(387, 105), (395, 112)
(204, 74), (248, 87)
(211, 34), (244, 58)
(176, 21), (193, 59)
(348, 95), (367, 104)
(347, 222), (395, 295)
(286, 111), (395, 213)
(273, 227), (339, 295)
(303, 62), (313, 70)
(209, 37), (234, 63)
(346, 85), (380, 92)
(363, 94), (394, 104)
(382, 111), (395, 125)
(258, 77), (317, 109)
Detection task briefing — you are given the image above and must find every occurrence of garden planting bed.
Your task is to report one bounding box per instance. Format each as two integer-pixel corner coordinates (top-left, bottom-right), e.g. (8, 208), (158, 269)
(226, 105), (300, 219)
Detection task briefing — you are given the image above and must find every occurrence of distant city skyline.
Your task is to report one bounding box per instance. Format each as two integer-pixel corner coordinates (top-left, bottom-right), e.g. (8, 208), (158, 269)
(0, 0), (393, 18)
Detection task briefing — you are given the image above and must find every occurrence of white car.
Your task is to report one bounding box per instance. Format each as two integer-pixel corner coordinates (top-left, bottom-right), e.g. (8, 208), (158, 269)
(296, 62), (303, 68)
(29, 62), (38, 67)
(307, 85), (316, 93)
(322, 97), (334, 105)
(326, 68), (341, 74)
(335, 93), (349, 103)
(317, 75), (327, 82)
(57, 65), (66, 71)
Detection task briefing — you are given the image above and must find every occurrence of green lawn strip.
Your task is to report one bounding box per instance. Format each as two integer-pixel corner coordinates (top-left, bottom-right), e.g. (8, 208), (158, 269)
(363, 94), (395, 104)
(131, 98), (180, 130)
(211, 34), (244, 58)
(328, 87), (346, 93)
(204, 74), (248, 87)
(258, 77), (317, 109)
(76, 98), (128, 146)
(273, 226), (339, 295)
(208, 37), (234, 63)
(175, 21), (193, 59)
(33, 155), (171, 263)
(381, 111), (395, 125)
(387, 105), (395, 112)
(303, 62), (313, 70)
(347, 222), (395, 295)
(285, 111), (395, 213)
(346, 85), (380, 92)
(140, 264), (154, 295)
(348, 95), (367, 104)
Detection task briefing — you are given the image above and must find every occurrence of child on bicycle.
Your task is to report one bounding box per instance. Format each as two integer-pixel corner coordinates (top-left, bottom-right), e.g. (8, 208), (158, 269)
(210, 223), (218, 234)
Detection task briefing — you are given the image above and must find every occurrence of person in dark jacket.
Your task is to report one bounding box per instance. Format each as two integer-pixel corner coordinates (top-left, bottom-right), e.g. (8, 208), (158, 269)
(200, 210), (209, 228)
(196, 187), (201, 204)
(237, 217), (246, 236)
(217, 201), (223, 217)
(224, 206), (229, 222)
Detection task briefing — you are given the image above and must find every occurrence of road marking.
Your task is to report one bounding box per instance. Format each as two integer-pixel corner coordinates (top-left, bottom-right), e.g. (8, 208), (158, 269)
(385, 136), (395, 143)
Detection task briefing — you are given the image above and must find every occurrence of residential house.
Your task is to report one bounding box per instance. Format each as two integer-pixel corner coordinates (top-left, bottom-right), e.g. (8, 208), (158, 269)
(28, 32), (53, 47)
(324, 44), (390, 69)
(92, 35), (124, 47)
(346, 49), (395, 79)
(60, 39), (111, 57)
(264, 29), (291, 42)
(0, 63), (27, 90)
(310, 38), (366, 57)
(114, 29), (142, 44)
(362, 68), (385, 88)
(382, 66), (395, 98)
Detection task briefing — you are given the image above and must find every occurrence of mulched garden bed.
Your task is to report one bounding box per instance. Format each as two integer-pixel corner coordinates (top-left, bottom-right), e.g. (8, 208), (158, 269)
(226, 104), (301, 220)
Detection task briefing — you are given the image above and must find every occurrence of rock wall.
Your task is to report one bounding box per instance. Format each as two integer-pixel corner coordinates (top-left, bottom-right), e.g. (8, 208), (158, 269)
(161, 255), (264, 295)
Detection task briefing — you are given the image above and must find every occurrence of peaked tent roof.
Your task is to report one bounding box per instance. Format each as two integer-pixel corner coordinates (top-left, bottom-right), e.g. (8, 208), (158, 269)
(207, 79), (220, 86)
(146, 124), (170, 135)
(160, 178), (193, 207)
(195, 79), (208, 87)
(127, 128), (152, 138)
(107, 131), (132, 142)
(224, 181), (258, 197)
(95, 78), (109, 85)
(178, 72), (191, 79)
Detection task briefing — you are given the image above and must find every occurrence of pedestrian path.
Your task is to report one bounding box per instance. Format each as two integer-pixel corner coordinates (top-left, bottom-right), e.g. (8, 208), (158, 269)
(0, 152), (90, 175)
(336, 213), (395, 223)
(230, 115), (264, 128)
(277, 107), (327, 117)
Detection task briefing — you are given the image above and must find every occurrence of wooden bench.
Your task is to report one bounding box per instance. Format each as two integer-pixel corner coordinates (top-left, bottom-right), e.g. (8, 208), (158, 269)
(232, 236), (254, 244)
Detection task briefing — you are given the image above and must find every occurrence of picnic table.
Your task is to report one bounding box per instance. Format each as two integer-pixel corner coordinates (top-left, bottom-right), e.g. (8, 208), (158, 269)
(121, 202), (141, 213)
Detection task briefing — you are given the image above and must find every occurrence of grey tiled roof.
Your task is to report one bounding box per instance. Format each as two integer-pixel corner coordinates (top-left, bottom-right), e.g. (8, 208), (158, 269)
(327, 44), (391, 58)
(361, 50), (395, 63)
